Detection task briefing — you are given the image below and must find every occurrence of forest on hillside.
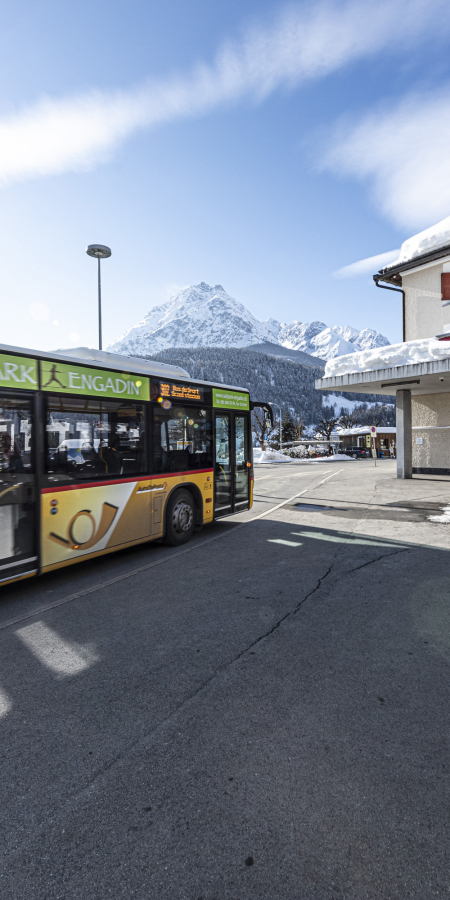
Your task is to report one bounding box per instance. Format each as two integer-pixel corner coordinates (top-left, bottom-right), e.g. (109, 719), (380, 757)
(151, 346), (323, 422)
(149, 346), (394, 425)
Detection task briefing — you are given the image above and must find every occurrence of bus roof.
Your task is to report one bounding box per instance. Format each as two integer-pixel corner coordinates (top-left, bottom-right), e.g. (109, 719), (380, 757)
(55, 346), (191, 379)
(0, 343), (250, 395)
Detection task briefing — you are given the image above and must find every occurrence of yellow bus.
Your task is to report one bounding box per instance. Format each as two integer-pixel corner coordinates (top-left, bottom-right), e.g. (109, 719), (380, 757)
(0, 344), (272, 586)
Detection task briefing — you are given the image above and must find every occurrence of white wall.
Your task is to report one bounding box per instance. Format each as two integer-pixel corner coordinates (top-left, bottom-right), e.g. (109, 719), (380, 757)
(412, 393), (450, 471)
(403, 263), (446, 341)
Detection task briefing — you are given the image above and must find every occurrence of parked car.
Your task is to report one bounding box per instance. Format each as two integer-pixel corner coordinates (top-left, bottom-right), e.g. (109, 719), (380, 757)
(342, 446), (371, 458)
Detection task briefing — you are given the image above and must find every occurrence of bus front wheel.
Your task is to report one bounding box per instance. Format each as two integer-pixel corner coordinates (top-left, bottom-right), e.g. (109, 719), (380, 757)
(164, 489), (195, 546)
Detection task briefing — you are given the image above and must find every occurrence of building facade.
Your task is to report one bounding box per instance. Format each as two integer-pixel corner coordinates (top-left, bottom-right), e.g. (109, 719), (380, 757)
(338, 427), (396, 457)
(315, 218), (450, 478)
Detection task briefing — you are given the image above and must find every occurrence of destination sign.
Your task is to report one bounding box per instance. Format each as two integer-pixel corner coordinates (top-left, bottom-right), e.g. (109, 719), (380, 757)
(151, 379), (206, 404)
(40, 360), (150, 401)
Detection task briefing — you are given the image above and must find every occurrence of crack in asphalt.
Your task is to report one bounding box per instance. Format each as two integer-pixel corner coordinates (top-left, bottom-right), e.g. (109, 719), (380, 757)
(232, 564), (335, 664)
(0, 563), (338, 870)
(0, 561), (337, 860)
(347, 547), (409, 574)
(69, 563), (336, 803)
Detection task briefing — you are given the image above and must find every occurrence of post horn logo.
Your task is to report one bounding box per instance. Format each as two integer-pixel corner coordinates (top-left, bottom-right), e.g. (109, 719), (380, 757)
(50, 502), (118, 551)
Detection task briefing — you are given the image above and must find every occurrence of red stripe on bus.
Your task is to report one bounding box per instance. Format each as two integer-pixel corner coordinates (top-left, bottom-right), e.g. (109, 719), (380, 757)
(41, 469), (214, 493)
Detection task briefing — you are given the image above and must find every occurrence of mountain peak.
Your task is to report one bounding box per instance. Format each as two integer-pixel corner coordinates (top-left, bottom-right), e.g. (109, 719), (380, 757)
(108, 283), (390, 360)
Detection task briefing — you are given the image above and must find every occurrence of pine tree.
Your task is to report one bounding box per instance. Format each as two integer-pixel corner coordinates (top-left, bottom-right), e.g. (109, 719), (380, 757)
(281, 409), (296, 445)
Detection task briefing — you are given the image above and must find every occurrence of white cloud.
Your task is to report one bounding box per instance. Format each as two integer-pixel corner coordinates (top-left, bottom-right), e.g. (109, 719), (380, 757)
(69, 331), (80, 343)
(0, 0), (448, 186)
(29, 301), (50, 321)
(323, 87), (450, 229)
(334, 249), (400, 278)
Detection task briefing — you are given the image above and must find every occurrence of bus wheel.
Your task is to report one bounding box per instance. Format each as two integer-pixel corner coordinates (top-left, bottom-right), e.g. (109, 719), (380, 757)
(164, 489), (195, 546)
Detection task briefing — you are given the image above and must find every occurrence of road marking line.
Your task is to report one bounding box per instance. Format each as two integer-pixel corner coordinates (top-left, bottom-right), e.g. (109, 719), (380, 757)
(0, 470), (343, 632)
(268, 539), (303, 547)
(291, 531), (404, 548)
(255, 472), (311, 481)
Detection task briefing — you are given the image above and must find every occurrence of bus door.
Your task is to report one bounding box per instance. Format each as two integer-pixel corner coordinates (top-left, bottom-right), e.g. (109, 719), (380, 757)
(214, 412), (250, 517)
(234, 413), (250, 510)
(214, 413), (232, 517)
(0, 394), (37, 582)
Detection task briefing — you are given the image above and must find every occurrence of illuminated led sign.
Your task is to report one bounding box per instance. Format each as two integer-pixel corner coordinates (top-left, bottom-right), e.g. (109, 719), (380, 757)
(151, 379), (205, 404)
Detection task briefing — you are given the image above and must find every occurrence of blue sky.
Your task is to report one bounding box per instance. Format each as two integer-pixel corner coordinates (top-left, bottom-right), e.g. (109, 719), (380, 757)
(2, 0), (450, 351)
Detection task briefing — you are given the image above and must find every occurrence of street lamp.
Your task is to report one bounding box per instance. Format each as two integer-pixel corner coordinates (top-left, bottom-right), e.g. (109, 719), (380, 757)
(271, 402), (282, 453)
(86, 244), (111, 350)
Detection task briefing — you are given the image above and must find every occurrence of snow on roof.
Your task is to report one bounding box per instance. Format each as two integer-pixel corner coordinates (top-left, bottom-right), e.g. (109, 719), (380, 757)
(324, 337), (450, 378)
(385, 215), (450, 269)
(338, 426), (396, 434)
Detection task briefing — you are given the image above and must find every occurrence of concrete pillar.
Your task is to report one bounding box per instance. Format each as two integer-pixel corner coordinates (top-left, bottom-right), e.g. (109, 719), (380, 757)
(396, 389), (412, 479)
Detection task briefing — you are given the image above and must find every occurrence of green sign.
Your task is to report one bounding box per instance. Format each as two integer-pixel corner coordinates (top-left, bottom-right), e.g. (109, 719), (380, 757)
(213, 388), (249, 411)
(0, 353), (38, 390)
(40, 360), (150, 401)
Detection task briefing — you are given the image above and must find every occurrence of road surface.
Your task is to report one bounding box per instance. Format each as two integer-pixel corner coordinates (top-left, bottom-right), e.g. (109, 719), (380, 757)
(0, 459), (449, 899)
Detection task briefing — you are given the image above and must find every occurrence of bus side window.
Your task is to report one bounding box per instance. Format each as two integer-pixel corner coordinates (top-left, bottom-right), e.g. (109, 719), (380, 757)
(45, 398), (146, 481)
(153, 406), (212, 473)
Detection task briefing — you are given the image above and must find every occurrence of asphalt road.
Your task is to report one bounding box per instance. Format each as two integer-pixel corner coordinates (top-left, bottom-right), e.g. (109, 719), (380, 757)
(1, 459), (449, 899)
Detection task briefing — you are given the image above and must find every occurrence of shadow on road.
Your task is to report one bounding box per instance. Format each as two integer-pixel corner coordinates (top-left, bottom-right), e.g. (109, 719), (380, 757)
(0, 515), (448, 899)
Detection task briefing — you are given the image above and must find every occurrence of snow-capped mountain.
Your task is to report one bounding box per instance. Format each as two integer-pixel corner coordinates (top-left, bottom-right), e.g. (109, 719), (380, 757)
(108, 282), (389, 361)
(108, 283), (276, 355)
(278, 321), (390, 359)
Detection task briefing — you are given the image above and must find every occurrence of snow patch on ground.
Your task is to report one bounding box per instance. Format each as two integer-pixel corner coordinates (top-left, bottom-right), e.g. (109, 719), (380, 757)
(253, 449), (355, 464)
(253, 448), (294, 463)
(310, 453), (356, 462)
(324, 337), (450, 377)
(428, 506), (450, 523)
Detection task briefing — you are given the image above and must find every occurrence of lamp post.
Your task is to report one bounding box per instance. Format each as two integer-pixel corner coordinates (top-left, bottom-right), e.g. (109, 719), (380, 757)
(271, 402), (282, 453)
(86, 244), (111, 350)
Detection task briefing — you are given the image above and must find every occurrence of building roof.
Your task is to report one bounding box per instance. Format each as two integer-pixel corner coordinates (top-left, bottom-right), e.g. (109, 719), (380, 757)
(374, 215), (450, 285)
(375, 242), (450, 286)
(316, 355), (450, 396)
(322, 337), (450, 379)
